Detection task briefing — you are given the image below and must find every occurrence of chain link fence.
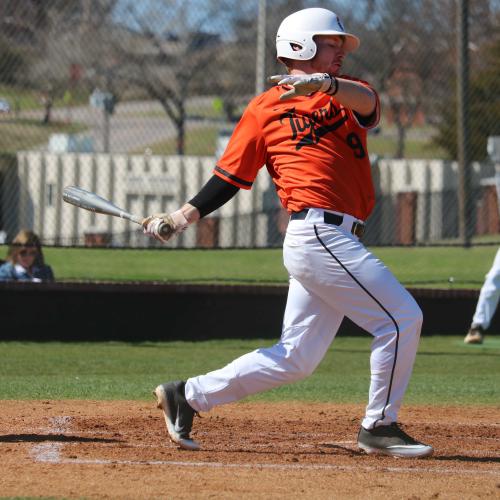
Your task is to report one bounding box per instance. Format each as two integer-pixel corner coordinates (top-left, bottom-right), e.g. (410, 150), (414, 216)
(0, 0), (499, 248)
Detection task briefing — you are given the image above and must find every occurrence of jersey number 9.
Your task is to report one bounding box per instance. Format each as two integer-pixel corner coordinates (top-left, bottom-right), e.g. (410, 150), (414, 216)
(346, 132), (366, 159)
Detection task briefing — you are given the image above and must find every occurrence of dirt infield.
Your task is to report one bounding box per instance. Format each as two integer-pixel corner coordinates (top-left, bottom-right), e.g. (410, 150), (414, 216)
(1, 401), (498, 499)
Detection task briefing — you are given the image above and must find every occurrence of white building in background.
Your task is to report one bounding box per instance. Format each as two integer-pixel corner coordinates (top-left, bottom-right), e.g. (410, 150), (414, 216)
(6, 151), (497, 247)
(13, 152), (282, 248)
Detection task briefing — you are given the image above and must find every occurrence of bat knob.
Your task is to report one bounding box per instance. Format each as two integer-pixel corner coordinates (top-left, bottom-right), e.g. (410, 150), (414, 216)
(158, 222), (175, 239)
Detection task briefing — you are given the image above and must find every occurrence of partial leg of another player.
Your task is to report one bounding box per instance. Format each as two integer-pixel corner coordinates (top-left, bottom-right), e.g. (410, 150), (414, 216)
(465, 248), (500, 344)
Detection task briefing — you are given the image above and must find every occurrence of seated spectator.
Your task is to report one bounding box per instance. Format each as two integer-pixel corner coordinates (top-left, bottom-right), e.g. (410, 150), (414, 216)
(0, 229), (54, 282)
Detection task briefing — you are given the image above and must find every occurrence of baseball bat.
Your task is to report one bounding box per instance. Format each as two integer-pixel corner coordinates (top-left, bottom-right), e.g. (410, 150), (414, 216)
(62, 185), (169, 236)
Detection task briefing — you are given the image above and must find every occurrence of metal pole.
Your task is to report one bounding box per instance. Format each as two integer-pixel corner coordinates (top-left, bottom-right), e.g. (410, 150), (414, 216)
(253, 0), (266, 246)
(456, 0), (471, 246)
(103, 107), (110, 153)
(255, 0), (266, 95)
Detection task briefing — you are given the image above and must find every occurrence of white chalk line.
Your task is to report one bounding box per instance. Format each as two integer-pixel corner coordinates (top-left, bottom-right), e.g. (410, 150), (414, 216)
(25, 418), (500, 477)
(30, 416), (71, 463)
(33, 455), (500, 476)
(50, 416), (72, 433)
(22, 430), (500, 456)
(31, 442), (64, 462)
(123, 442), (500, 458)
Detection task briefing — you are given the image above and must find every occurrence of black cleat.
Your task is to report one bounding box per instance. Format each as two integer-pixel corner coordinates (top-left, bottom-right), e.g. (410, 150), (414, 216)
(153, 380), (200, 450)
(357, 423), (433, 458)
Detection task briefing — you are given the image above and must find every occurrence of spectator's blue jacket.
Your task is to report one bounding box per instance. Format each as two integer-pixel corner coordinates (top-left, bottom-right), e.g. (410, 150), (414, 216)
(0, 262), (55, 282)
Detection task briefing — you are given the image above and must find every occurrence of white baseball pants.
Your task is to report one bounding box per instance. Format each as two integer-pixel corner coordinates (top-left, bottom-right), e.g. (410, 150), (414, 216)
(185, 208), (423, 429)
(472, 247), (500, 329)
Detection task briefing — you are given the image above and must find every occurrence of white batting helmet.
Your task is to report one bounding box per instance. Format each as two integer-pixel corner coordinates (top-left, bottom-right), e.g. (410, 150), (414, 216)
(276, 8), (360, 62)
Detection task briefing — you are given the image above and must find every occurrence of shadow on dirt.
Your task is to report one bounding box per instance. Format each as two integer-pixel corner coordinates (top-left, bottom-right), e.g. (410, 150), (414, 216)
(0, 433), (121, 443)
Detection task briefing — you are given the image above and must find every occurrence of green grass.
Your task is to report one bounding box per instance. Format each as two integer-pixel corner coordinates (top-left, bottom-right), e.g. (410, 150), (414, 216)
(369, 246), (498, 288)
(125, 102), (225, 120)
(0, 84), (89, 112)
(13, 245), (496, 288)
(367, 134), (448, 159)
(0, 119), (86, 154)
(40, 248), (287, 284)
(132, 126), (219, 155)
(0, 336), (498, 404)
(135, 123), (449, 159)
(0, 84), (42, 111)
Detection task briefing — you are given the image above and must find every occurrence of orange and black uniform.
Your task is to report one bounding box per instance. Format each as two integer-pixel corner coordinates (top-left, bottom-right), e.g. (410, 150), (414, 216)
(186, 75), (426, 438)
(214, 76), (380, 222)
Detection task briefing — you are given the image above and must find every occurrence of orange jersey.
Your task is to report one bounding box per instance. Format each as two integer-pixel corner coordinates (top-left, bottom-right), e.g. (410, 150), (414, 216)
(214, 76), (380, 221)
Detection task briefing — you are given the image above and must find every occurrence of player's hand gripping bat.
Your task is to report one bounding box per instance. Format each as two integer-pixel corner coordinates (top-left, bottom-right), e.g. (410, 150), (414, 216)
(62, 185), (170, 237)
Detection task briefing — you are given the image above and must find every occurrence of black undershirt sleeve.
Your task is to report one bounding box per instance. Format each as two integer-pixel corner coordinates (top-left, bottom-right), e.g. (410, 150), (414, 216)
(188, 174), (240, 218)
(354, 109), (378, 128)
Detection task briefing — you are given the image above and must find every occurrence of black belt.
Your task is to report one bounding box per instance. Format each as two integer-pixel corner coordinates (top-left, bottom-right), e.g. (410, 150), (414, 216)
(290, 209), (365, 238)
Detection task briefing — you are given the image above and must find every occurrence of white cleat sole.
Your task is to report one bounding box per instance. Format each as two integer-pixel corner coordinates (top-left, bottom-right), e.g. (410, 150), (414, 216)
(358, 443), (434, 458)
(153, 385), (200, 451)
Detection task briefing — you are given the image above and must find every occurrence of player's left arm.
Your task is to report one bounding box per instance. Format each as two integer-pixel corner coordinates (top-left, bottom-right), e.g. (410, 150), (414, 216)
(333, 77), (377, 118)
(269, 73), (377, 116)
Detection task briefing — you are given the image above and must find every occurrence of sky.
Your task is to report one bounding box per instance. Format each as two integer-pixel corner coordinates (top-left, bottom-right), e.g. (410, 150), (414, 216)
(112, 0), (251, 38)
(111, 0), (360, 39)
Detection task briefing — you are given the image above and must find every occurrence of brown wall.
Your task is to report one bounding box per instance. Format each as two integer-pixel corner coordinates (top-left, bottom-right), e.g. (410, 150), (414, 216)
(476, 185), (500, 235)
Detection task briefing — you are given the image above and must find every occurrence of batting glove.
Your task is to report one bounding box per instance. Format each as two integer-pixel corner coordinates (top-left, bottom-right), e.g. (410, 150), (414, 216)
(268, 73), (337, 101)
(142, 209), (189, 243)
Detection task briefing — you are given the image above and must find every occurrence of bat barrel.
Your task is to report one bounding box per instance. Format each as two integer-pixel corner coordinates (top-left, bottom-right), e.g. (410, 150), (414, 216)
(62, 185), (144, 227)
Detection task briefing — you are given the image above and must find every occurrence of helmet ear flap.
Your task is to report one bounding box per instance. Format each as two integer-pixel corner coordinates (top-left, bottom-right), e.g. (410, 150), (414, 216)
(276, 33), (317, 62)
(277, 41), (312, 67)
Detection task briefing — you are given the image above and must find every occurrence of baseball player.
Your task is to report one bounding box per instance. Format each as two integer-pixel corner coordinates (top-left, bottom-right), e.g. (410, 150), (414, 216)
(464, 247), (500, 344)
(143, 7), (433, 458)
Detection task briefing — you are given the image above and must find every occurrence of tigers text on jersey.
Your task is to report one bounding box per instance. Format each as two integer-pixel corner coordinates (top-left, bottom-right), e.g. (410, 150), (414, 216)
(214, 76), (380, 221)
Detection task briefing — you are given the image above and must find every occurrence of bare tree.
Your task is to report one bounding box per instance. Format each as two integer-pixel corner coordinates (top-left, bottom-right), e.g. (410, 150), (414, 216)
(213, 0), (306, 120)
(102, 0), (228, 154)
(15, 0), (119, 123)
(345, 0), (452, 157)
(347, 0), (499, 158)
